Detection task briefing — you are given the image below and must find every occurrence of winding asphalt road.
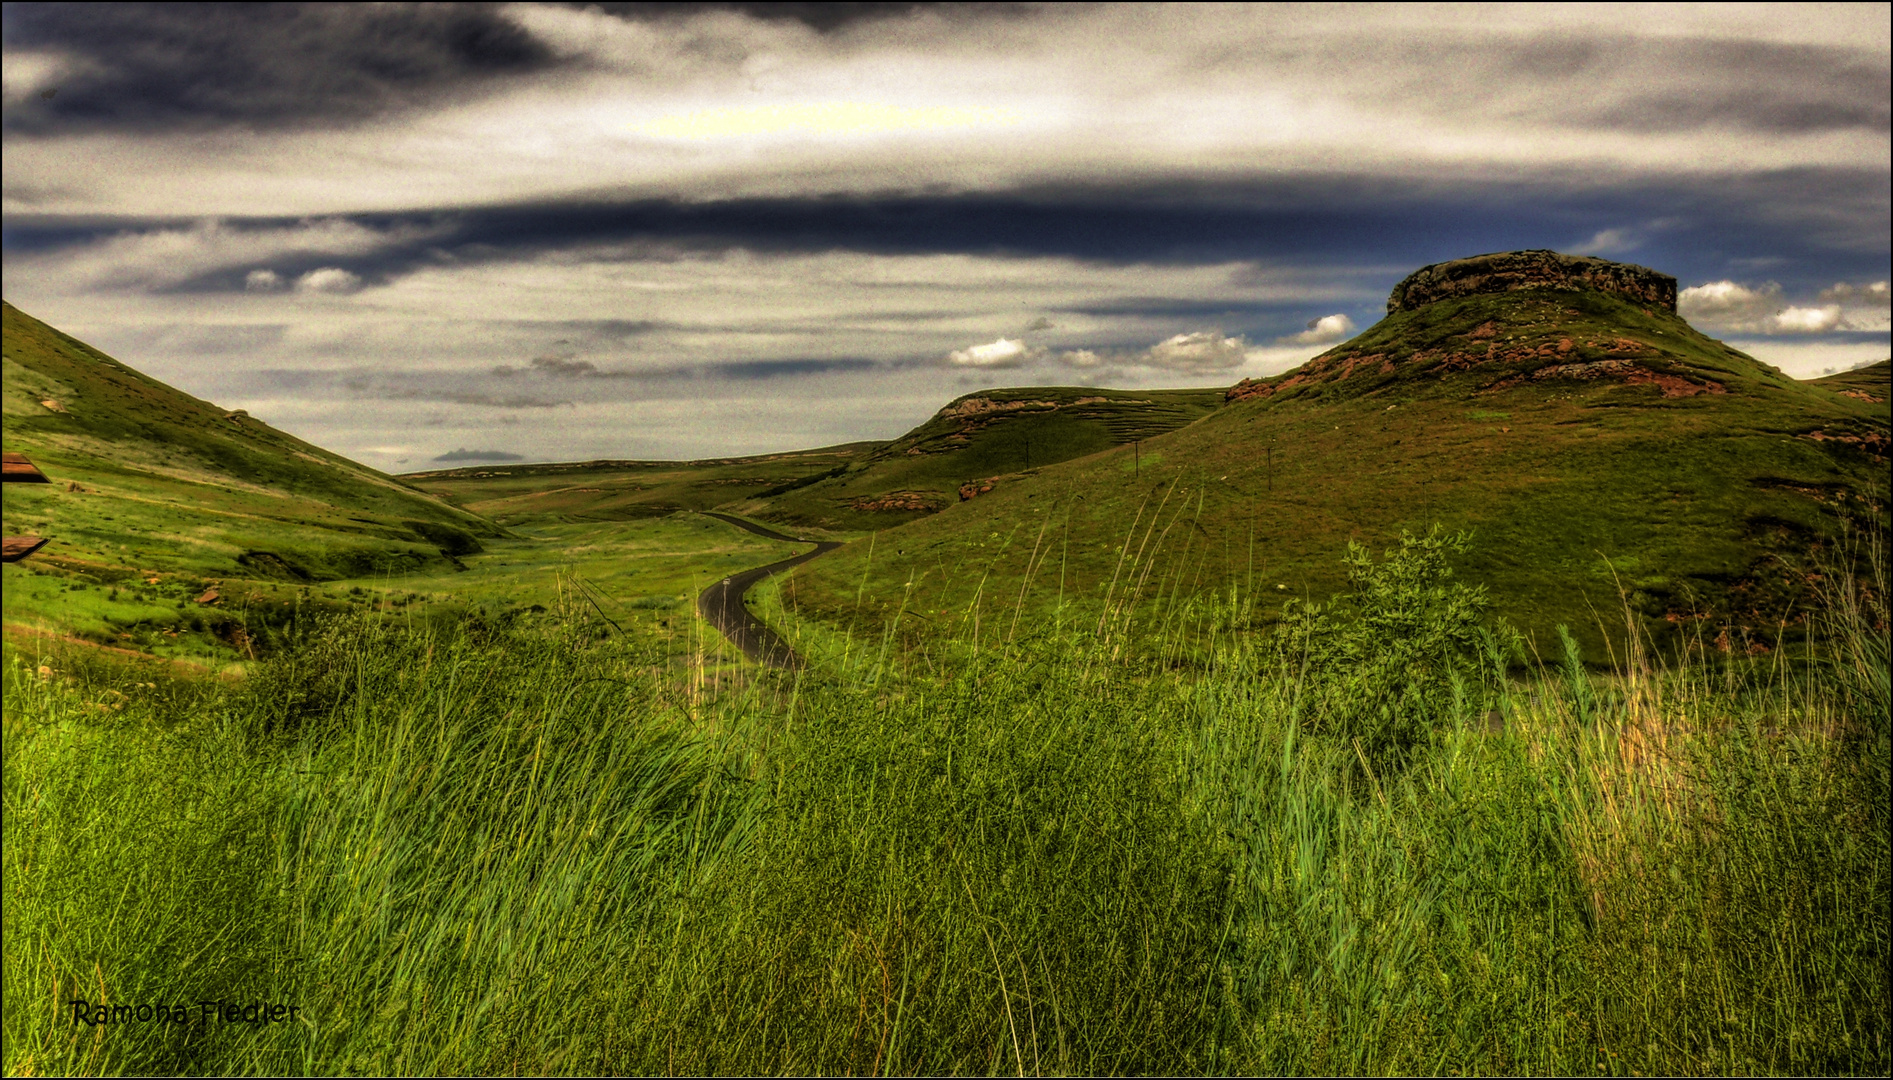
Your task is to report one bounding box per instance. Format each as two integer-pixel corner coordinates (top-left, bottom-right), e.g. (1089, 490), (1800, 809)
(697, 512), (841, 668)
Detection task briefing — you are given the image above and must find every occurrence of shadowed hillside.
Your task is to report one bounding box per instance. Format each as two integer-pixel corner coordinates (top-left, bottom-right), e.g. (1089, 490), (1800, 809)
(784, 251), (1890, 658)
(3, 301), (504, 655)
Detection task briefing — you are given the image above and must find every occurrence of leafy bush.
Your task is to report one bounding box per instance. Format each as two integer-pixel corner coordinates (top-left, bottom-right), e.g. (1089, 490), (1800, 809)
(1273, 527), (1507, 763)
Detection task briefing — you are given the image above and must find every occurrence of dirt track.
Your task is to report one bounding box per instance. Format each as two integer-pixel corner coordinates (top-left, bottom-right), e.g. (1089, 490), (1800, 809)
(696, 512), (840, 668)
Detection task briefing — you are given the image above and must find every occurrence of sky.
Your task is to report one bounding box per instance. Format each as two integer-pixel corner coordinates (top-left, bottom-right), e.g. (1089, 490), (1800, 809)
(3, 2), (1888, 471)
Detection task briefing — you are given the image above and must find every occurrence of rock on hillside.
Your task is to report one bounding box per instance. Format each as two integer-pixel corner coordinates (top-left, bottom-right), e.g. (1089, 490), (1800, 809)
(1385, 249), (1677, 313)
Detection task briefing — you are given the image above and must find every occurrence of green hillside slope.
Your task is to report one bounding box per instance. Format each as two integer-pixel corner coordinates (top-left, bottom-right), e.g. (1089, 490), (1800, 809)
(2, 301), (500, 587)
(739, 386), (1225, 530)
(405, 444), (884, 528)
(1808, 359), (1891, 420)
(783, 254), (1890, 659)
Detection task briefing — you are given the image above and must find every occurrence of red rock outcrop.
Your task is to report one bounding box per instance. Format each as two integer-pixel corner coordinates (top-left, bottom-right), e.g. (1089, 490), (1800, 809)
(851, 491), (947, 512)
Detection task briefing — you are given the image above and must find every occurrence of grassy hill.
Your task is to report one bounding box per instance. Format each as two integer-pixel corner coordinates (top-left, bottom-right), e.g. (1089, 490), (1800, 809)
(2, 301), (503, 658)
(734, 386), (1225, 531)
(407, 386), (1226, 536)
(1809, 358), (1892, 416)
(781, 262), (1890, 660)
(404, 445), (884, 528)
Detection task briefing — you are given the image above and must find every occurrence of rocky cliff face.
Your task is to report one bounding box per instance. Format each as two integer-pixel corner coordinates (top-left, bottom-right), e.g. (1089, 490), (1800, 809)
(1386, 249), (1677, 314)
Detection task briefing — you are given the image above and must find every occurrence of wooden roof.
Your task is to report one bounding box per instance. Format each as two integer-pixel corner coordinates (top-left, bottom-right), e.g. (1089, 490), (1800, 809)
(1, 535), (49, 563)
(2, 452), (51, 483)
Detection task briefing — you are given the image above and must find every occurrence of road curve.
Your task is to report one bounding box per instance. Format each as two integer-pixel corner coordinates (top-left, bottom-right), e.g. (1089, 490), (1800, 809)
(697, 512), (841, 668)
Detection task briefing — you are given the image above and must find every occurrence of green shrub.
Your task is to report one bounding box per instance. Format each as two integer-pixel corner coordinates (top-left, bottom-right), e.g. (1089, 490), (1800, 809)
(1273, 527), (1506, 763)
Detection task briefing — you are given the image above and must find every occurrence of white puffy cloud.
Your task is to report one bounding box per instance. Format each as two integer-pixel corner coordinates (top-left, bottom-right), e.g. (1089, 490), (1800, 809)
(1680, 279), (1888, 335)
(296, 267), (363, 294)
(244, 269), (284, 291)
(1135, 331), (1252, 373)
(1679, 279), (1780, 320)
(1818, 280), (1891, 332)
(1287, 313), (1356, 345)
(1770, 305), (1844, 333)
(947, 337), (1040, 368)
(1820, 280), (1890, 303)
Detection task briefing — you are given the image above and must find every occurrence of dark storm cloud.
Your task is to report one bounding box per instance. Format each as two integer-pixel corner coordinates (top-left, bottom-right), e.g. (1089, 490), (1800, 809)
(313, 352), (888, 419)
(1065, 297), (1337, 320)
(574, 2), (1020, 33)
(0, 1), (1032, 136)
(1569, 39), (1889, 134)
(10, 166), (1884, 306)
(698, 357), (881, 379)
(489, 354), (875, 381)
(340, 373), (571, 410)
(431, 447), (523, 462)
(2, 2), (558, 134)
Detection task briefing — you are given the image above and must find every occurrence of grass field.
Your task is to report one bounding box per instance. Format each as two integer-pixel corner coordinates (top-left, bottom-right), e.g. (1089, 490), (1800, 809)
(2, 512), (807, 675)
(5, 530), (1886, 1075)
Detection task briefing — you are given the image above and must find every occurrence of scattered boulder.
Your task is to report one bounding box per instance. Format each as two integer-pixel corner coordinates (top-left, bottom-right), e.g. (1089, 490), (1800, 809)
(958, 479), (1000, 501)
(850, 491), (947, 513)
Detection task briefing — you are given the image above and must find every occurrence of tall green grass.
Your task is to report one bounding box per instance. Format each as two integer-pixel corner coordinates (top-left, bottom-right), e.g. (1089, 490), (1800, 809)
(4, 538), (1887, 1074)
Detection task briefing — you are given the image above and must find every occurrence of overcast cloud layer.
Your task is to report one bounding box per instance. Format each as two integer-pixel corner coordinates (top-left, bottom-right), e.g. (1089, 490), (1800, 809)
(4, 2), (1887, 469)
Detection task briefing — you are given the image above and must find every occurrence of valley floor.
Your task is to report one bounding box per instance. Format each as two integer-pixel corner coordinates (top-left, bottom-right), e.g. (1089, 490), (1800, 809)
(3, 519), (1887, 1076)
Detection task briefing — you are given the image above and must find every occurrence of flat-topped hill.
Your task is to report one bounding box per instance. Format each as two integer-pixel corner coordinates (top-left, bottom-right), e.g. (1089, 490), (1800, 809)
(1386, 249), (1677, 313)
(1226, 256), (1831, 417)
